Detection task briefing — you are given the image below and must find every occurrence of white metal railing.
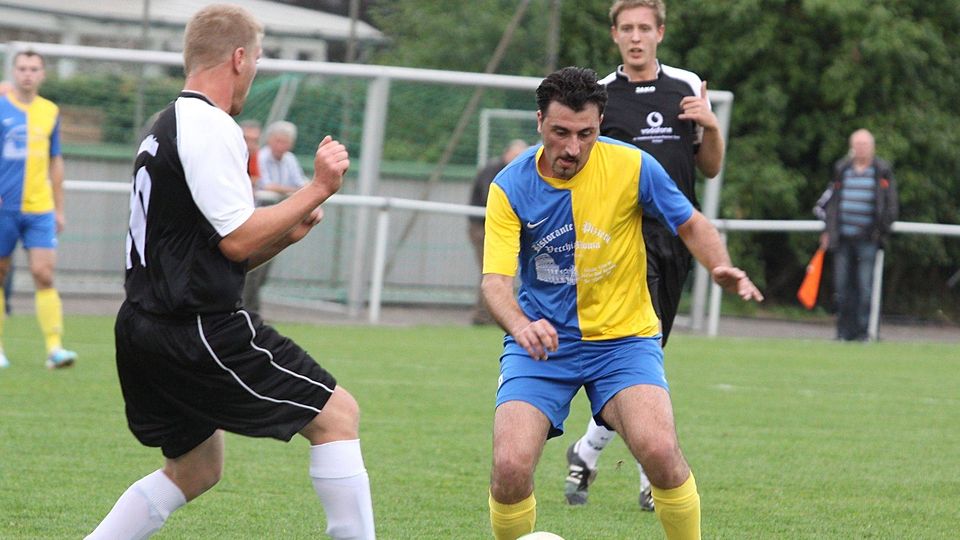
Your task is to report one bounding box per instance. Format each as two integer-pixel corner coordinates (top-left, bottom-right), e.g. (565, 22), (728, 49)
(9, 40), (736, 318)
(706, 219), (960, 340)
(65, 180), (960, 332)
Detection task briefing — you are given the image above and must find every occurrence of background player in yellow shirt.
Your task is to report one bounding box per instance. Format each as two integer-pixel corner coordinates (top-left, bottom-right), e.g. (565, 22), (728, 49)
(0, 50), (77, 369)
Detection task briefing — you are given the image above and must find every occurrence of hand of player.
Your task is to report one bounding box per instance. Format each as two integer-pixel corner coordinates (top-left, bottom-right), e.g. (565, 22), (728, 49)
(513, 318), (559, 361)
(711, 266), (764, 302)
(287, 206), (324, 243)
(678, 81), (719, 131)
(312, 136), (349, 197)
(55, 209), (66, 233)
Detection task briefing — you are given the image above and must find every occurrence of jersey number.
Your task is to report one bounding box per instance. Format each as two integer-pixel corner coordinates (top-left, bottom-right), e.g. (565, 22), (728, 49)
(125, 136), (158, 269)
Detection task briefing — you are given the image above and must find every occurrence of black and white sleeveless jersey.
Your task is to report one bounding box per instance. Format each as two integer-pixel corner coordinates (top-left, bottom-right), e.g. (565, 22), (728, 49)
(599, 64), (707, 209)
(124, 91), (255, 317)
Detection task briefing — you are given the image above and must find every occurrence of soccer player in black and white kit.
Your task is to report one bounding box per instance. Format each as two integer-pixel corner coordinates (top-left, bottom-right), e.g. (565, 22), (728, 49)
(564, 0), (726, 514)
(85, 5), (375, 539)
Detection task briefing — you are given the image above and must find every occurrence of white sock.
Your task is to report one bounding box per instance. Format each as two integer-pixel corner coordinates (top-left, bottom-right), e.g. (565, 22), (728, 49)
(637, 463), (651, 491)
(310, 439), (376, 540)
(85, 469), (186, 540)
(575, 417), (617, 469)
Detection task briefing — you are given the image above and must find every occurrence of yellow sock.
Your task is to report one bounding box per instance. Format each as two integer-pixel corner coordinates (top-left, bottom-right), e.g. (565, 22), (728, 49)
(489, 491), (536, 540)
(652, 473), (701, 540)
(35, 288), (63, 353)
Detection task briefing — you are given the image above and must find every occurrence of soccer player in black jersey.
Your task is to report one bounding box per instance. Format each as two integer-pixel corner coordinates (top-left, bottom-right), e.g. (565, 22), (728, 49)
(86, 5), (374, 539)
(564, 0), (727, 516)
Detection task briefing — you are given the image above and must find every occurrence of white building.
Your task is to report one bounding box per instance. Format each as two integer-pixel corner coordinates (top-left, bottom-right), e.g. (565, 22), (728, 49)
(0, 0), (384, 75)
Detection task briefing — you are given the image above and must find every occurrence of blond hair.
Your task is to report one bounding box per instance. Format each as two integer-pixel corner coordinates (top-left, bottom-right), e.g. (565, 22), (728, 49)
(183, 4), (263, 75)
(609, 0), (666, 27)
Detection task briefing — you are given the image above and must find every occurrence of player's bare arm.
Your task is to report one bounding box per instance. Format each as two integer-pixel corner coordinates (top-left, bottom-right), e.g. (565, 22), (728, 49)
(219, 136), (347, 263)
(50, 155), (66, 233)
(677, 210), (763, 302)
(246, 206), (325, 270)
(679, 81), (725, 178)
(481, 273), (558, 360)
(258, 182), (301, 195)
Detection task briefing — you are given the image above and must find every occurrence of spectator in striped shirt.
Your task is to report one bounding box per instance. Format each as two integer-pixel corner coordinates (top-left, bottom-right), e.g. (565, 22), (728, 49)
(815, 129), (898, 341)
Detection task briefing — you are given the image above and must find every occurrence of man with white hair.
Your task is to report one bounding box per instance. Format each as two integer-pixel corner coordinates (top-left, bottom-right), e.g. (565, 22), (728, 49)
(257, 120), (306, 194)
(244, 119), (307, 312)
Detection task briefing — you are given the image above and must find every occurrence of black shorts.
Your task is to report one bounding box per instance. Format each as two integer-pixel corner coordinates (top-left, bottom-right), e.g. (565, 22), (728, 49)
(115, 301), (337, 459)
(643, 220), (693, 347)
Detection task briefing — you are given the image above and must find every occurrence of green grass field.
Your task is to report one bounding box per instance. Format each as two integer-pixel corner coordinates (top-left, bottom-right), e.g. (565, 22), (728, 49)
(1, 314), (958, 539)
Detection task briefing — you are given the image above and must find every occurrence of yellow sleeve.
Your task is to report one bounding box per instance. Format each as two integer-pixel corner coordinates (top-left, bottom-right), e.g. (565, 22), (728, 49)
(483, 183), (520, 276)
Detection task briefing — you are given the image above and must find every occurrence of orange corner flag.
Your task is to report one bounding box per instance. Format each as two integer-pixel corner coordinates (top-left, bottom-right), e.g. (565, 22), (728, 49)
(797, 247), (825, 310)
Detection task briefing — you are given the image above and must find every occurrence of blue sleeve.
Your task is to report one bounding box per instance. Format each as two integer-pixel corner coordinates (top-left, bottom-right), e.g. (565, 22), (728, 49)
(638, 151), (693, 235)
(50, 116), (62, 157)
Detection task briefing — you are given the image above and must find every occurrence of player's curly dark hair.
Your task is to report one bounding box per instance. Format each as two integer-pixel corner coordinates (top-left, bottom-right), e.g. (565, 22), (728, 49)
(536, 66), (607, 117)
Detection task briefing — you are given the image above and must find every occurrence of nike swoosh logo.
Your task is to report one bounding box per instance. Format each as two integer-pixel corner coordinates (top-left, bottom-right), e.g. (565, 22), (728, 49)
(526, 217), (548, 229)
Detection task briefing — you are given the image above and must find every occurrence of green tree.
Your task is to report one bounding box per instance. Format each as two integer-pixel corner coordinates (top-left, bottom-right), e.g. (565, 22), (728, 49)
(367, 0), (553, 164)
(559, 0), (960, 319)
(369, 0), (551, 76)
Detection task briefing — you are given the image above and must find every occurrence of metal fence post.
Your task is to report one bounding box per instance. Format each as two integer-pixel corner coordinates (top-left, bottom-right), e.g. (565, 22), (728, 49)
(706, 232), (727, 337)
(347, 75), (390, 318)
(868, 249), (885, 341)
(691, 91), (733, 332)
(368, 205), (391, 323)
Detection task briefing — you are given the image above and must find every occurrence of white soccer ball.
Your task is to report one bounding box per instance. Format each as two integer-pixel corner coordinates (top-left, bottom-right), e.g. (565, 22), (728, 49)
(518, 533), (565, 540)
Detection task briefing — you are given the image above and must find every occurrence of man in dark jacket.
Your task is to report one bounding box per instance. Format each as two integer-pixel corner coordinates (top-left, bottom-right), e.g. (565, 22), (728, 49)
(815, 129), (898, 341)
(468, 139), (528, 325)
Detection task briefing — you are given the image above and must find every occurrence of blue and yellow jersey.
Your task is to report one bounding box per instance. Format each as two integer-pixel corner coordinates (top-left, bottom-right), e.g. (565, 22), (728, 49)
(483, 137), (693, 341)
(0, 94), (61, 213)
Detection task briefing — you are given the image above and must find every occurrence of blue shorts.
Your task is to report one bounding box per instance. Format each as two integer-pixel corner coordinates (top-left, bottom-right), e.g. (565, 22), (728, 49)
(0, 210), (57, 256)
(496, 335), (667, 438)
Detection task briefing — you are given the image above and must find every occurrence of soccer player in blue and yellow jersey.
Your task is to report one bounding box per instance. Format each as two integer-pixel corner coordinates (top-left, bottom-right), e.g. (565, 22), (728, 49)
(0, 50), (77, 369)
(483, 67), (762, 540)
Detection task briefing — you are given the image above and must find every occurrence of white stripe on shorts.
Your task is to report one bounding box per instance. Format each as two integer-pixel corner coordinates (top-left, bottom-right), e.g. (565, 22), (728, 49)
(195, 313), (327, 414)
(237, 309), (335, 393)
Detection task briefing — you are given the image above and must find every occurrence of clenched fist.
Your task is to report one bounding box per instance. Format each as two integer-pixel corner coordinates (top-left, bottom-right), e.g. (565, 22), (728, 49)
(312, 136), (349, 197)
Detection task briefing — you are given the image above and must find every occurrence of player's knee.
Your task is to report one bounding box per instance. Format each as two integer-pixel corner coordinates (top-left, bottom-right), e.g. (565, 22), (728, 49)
(31, 269), (54, 289)
(165, 463), (222, 501)
(303, 387), (361, 443)
(329, 387), (361, 429)
(641, 441), (688, 487)
(643, 442), (679, 466)
(491, 452), (535, 501)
